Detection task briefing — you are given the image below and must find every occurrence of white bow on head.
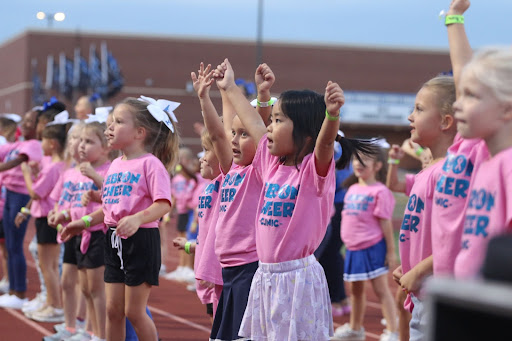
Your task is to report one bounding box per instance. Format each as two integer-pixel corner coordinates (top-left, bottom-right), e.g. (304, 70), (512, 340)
(84, 106), (113, 124)
(373, 138), (390, 149)
(46, 110), (79, 126)
(137, 95), (180, 133)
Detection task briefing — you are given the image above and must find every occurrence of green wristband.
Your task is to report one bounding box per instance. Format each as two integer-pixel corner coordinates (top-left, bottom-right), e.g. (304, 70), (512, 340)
(415, 146), (425, 156)
(445, 15), (464, 26)
(56, 224), (63, 232)
(325, 109), (340, 121)
(184, 242), (191, 255)
(81, 215), (92, 229)
(256, 97), (277, 108)
(20, 207), (31, 215)
(388, 158), (400, 165)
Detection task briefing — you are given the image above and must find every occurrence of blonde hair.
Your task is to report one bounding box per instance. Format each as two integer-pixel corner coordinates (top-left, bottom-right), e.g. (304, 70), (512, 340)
(464, 46), (512, 103)
(422, 75), (456, 118)
(200, 127), (213, 151)
(119, 98), (179, 172)
(83, 121), (119, 161)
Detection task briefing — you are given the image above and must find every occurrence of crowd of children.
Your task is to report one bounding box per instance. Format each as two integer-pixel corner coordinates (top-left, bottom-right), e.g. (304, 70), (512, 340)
(0, 1), (510, 340)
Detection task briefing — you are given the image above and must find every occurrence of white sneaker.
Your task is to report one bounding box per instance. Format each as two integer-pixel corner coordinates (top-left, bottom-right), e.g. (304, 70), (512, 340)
(159, 264), (167, 276)
(186, 283), (196, 291)
(0, 294), (28, 309)
(379, 329), (399, 341)
(54, 318), (85, 333)
(164, 266), (185, 280)
(43, 328), (77, 341)
(0, 277), (9, 293)
(22, 292), (46, 313)
(67, 329), (92, 341)
(332, 323), (366, 341)
(178, 267), (196, 283)
(31, 306), (65, 323)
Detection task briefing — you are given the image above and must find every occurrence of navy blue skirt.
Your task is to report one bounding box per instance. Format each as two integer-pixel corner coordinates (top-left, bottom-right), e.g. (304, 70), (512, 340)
(210, 261), (258, 341)
(344, 238), (388, 282)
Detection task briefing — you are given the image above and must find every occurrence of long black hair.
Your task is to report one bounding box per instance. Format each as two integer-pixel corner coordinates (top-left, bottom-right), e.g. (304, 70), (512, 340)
(279, 89), (379, 168)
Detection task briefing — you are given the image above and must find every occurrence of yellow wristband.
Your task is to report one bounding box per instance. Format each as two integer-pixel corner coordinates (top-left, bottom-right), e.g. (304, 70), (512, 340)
(325, 109), (340, 121)
(445, 15), (464, 26)
(20, 207), (30, 215)
(81, 215), (92, 229)
(184, 241), (192, 254)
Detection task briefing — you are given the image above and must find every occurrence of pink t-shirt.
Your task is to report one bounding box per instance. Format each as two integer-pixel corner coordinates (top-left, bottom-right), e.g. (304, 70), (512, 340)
(0, 175), (5, 220)
(0, 140), (43, 194)
(214, 162), (260, 267)
(251, 135), (335, 263)
(31, 160), (67, 218)
(102, 154), (171, 228)
(399, 161), (443, 296)
(431, 134), (489, 277)
(171, 173), (196, 214)
(194, 175), (223, 304)
(341, 182), (395, 251)
(454, 147), (512, 279)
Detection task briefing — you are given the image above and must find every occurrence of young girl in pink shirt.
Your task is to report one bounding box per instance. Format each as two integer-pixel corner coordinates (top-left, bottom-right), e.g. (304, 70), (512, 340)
(387, 75), (457, 341)
(452, 47), (512, 279)
(334, 150), (398, 341)
(16, 122), (69, 321)
(190, 61), (271, 341)
(213, 59), (377, 340)
(173, 128), (223, 319)
(0, 108), (43, 309)
(61, 96), (179, 341)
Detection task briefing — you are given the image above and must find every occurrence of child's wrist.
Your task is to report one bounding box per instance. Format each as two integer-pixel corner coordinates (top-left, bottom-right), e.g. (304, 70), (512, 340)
(388, 158), (400, 165)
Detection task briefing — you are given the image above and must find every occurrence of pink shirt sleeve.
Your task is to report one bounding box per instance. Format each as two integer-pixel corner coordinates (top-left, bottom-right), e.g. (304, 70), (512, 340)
(33, 162), (65, 199)
(19, 140), (43, 162)
(373, 187), (395, 220)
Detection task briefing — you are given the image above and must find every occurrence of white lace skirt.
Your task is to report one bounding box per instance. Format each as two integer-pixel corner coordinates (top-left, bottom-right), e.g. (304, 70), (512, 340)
(239, 255), (334, 341)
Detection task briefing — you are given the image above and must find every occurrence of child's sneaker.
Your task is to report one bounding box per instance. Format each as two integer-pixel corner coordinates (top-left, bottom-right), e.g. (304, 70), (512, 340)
(158, 264), (167, 276)
(379, 329), (399, 341)
(164, 266), (184, 280)
(0, 277), (9, 293)
(43, 328), (77, 341)
(67, 329), (92, 341)
(332, 323), (365, 341)
(30, 306), (65, 323)
(0, 294), (28, 309)
(22, 292), (46, 313)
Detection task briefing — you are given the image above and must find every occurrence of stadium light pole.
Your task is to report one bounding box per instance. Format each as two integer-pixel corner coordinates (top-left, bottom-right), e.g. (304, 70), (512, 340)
(36, 12), (66, 28)
(256, 0), (264, 68)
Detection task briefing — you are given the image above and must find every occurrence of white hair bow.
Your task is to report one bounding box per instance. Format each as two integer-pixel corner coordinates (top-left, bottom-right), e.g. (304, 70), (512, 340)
(84, 106), (112, 124)
(137, 95), (180, 133)
(46, 110), (79, 126)
(373, 138), (390, 149)
(0, 113), (22, 123)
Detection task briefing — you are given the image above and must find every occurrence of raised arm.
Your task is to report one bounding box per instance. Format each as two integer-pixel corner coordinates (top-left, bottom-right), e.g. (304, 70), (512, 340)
(191, 62), (232, 174)
(315, 81), (344, 177)
(214, 59), (267, 147)
(446, 0), (472, 95)
(386, 145), (407, 193)
(254, 63), (275, 125)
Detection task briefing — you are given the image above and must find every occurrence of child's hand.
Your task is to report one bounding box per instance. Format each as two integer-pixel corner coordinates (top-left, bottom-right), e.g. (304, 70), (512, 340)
(28, 160), (40, 176)
(15, 212), (28, 227)
(79, 162), (96, 179)
(389, 144), (405, 160)
(20, 162), (31, 176)
(199, 279), (215, 289)
(398, 267), (423, 293)
(81, 190), (101, 207)
(392, 265), (403, 286)
(173, 236), (187, 250)
(213, 58), (236, 91)
(324, 81), (345, 117)
(116, 214), (142, 238)
(448, 0), (470, 15)
(47, 209), (58, 226)
(60, 219), (86, 242)
(255, 63), (275, 93)
(191, 62), (215, 99)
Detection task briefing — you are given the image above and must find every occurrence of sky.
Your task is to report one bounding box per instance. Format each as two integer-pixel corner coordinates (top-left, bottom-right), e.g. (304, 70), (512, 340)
(1, 0), (511, 50)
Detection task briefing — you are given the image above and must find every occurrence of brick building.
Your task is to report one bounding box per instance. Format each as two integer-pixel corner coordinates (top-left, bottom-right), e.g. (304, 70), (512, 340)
(0, 29), (450, 158)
